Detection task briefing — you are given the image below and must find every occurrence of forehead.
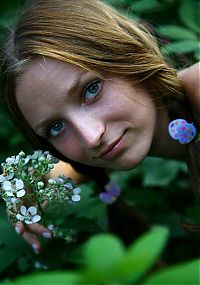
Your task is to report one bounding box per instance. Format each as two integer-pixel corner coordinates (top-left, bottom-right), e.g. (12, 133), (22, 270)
(17, 57), (84, 90)
(15, 57), (90, 125)
(16, 57), (86, 106)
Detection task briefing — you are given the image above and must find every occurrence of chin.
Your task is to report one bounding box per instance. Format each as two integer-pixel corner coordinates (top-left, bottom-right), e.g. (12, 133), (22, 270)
(118, 152), (148, 170)
(106, 156), (146, 171)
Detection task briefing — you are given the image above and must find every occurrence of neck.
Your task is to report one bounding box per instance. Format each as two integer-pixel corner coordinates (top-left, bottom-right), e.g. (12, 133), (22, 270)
(148, 107), (187, 161)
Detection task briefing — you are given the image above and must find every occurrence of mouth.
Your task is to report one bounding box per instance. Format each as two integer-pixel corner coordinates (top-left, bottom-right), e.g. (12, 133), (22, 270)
(98, 131), (126, 160)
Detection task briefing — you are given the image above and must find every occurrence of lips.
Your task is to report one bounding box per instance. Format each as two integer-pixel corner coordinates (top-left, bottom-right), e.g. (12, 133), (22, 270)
(99, 131), (126, 159)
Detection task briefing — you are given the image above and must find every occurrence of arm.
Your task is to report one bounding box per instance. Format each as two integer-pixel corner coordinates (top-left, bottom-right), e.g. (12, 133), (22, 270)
(45, 160), (86, 183)
(178, 62), (200, 110)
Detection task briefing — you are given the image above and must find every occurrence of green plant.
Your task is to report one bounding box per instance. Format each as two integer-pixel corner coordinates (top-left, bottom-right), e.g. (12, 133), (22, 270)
(1, 227), (199, 285)
(0, 150), (84, 240)
(157, 0), (200, 61)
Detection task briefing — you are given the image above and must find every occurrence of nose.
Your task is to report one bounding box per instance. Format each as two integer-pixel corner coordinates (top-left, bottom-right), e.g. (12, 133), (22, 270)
(70, 114), (105, 149)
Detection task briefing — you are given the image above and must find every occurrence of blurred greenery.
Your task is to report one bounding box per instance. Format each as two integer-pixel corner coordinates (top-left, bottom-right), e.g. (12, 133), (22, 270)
(0, 0), (199, 283)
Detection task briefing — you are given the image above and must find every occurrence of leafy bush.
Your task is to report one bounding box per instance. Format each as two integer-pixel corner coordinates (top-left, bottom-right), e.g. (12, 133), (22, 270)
(1, 227), (199, 285)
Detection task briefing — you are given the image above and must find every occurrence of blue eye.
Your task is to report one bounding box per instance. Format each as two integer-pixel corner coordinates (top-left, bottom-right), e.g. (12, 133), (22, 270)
(48, 121), (66, 138)
(83, 79), (102, 103)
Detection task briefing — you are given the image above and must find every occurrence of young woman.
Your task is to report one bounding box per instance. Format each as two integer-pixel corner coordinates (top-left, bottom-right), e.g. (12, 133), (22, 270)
(0, 0), (199, 253)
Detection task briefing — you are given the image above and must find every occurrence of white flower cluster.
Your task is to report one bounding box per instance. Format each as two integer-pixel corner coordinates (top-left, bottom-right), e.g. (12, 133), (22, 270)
(0, 150), (82, 227)
(45, 177), (82, 203)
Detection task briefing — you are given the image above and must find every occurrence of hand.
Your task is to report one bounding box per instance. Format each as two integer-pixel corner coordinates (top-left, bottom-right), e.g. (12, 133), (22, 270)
(14, 220), (52, 254)
(5, 159), (85, 254)
(7, 205), (52, 254)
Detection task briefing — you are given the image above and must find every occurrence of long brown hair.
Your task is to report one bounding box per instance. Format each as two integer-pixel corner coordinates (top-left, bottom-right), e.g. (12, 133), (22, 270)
(1, 0), (200, 239)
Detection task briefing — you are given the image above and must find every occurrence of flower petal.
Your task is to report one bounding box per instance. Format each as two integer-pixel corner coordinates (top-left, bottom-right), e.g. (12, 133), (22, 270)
(7, 173), (14, 180)
(17, 189), (26, 198)
(20, 205), (27, 215)
(99, 192), (116, 205)
(15, 179), (24, 190)
(11, 197), (18, 203)
(28, 206), (37, 215)
(71, 194), (81, 202)
(73, 187), (81, 195)
(16, 214), (25, 221)
(6, 191), (14, 197)
(0, 175), (5, 183)
(6, 157), (15, 164)
(64, 183), (73, 189)
(24, 219), (32, 224)
(24, 157), (30, 165)
(2, 181), (12, 191)
(32, 215), (41, 223)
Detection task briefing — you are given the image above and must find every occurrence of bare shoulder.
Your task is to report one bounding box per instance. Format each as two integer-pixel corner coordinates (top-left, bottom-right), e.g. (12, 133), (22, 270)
(178, 62), (200, 110)
(46, 160), (86, 183)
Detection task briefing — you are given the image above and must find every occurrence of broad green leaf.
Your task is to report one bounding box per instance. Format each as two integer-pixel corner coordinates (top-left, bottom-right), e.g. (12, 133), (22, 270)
(0, 248), (22, 273)
(142, 158), (185, 187)
(161, 40), (200, 54)
(84, 234), (125, 271)
(0, 280), (14, 285)
(131, 0), (159, 13)
(194, 49), (200, 61)
(14, 271), (81, 285)
(0, 211), (28, 250)
(113, 227), (169, 283)
(143, 258), (200, 285)
(158, 25), (197, 40)
(179, 0), (200, 33)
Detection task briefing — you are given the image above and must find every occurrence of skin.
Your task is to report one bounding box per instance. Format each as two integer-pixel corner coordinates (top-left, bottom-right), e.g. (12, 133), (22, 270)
(179, 62), (200, 110)
(14, 58), (199, 252)
(16, 57), (185, 168)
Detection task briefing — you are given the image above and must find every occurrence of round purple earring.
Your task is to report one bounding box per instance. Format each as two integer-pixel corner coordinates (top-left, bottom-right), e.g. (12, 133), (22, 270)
(168, 119), (196, 144)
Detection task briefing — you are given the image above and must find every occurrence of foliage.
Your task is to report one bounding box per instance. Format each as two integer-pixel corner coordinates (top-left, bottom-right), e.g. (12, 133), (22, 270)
(1, 227), (199, 285)
(106, 0), (200, 66)
(0, 0), (200, 283)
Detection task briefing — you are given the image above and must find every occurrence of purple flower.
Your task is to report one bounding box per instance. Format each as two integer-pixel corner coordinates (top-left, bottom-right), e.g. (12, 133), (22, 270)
(99, 181), (121, 204)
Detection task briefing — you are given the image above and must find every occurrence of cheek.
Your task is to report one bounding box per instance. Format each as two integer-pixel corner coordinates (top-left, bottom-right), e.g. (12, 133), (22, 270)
(51, 136), (84, 161)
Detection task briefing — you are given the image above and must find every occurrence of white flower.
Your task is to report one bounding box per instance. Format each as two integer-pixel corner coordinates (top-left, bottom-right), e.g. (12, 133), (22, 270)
(5, 156), (16, 164)
(48, 179), (56, 185)
(0, 173), (14, 183)
(37, 181), (44, 188)
(71, 194), (81, 202)
(16, 205), (41, 224)
(2, 178), (26, 198)
(73, 187), (81, 195)
(31, 150), (43, 159)
(47, 224), (55, 231)
(64, 183), (73, 190)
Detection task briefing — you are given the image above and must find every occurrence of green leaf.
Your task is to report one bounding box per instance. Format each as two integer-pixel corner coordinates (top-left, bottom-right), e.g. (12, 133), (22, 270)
(0, 248), (22, 273)
(161, 40), (200, 54)
(142, 158), (185, 187)
(194, 49), (200, 61)
(84, 234), (125, 271)
(13, 271), (81, 285)
(0, 279), (14, 285)
(143, 258), (200, 285)
(179, 0), (200, 33)
(131, 0), (160, 13)
(114, 227), (169, 283)
(158, 25), (197, 40)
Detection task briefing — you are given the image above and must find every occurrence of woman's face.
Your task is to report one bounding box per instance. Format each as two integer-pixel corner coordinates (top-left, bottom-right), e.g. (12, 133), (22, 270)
(16, 57), (157, 170)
